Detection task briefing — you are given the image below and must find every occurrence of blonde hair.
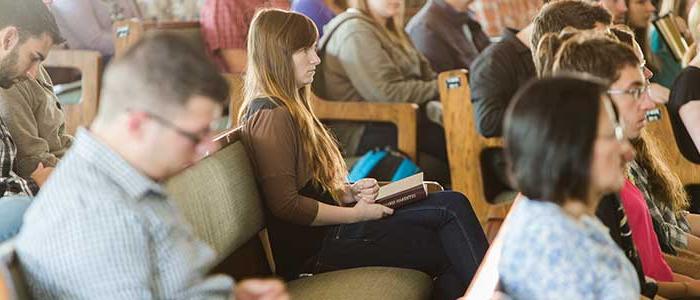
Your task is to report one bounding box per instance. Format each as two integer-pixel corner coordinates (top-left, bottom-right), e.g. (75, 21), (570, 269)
(239, 9), (347, 201)
(349, 0), (413, 53)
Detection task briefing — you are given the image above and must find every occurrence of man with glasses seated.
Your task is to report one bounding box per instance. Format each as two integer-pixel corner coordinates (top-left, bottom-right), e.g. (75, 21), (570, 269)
(15, 33), (288, 300)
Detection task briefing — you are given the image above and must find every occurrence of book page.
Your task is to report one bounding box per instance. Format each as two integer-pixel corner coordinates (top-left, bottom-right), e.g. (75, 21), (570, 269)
(376, 173), (424, 200)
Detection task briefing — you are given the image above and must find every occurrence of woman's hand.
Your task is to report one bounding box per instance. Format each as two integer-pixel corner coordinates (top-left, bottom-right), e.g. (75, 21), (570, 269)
(342, 178), (380, 204)
(234, 279), (288, 300)
(351, 196), (393, 222)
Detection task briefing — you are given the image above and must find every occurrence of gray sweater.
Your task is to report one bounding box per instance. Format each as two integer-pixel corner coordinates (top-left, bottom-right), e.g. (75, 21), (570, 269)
(0, 66), (73, 177)
(314, 10), (438, 155)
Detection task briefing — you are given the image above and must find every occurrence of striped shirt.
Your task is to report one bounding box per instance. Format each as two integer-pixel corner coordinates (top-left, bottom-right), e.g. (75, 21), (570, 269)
(629, 159), (690, 251)
(200, 0), (287, 72)
(0, 116), (37, 197)
(15, 129), (233, 299)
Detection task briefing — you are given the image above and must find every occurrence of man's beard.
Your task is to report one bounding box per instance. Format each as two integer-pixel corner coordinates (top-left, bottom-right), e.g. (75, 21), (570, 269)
(0, 48), (22, 89)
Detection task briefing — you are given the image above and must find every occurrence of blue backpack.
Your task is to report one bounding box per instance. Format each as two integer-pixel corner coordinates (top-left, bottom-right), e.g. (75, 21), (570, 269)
(348, 148), (421, 182)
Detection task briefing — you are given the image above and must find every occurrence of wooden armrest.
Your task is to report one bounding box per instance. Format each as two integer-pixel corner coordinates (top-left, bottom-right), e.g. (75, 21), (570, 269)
(310, 94), (419, 161)
(43, 49), (102, 135)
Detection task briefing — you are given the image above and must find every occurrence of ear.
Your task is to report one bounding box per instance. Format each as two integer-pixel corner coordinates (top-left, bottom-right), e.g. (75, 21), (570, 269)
(0, 27), (20, 52)
(126, 110), (150, 138)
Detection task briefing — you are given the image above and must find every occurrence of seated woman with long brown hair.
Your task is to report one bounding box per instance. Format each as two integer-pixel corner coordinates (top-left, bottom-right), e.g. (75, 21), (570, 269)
(238, 9), (488, 300)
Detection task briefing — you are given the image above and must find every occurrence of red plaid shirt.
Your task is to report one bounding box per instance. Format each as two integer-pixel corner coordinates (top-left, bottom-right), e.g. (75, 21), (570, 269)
(200, 0), (289, 72)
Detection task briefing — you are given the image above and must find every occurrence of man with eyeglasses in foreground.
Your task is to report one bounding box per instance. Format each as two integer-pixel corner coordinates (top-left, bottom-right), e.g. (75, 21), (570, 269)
(15, 33), (288, 300)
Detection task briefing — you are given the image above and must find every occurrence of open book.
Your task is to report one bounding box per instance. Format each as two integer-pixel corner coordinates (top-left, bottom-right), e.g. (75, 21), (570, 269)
(375, 173), (428, 209)
(653, 13), (689, 62)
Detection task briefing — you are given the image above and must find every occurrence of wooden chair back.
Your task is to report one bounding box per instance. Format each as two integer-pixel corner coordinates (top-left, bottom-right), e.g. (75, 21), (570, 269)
(225, 73), (245, 127)
(310, 94), (418, 161)
(43, 50), (102, 135)
(437, 69), (506, 224)
(113, 19), (203, 58)
(645, 105), (700, 186)
(227, 73), (419, 162)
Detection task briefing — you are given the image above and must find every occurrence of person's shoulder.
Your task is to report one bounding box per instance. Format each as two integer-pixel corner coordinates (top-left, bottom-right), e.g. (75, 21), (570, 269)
(502, 199), (579, 245)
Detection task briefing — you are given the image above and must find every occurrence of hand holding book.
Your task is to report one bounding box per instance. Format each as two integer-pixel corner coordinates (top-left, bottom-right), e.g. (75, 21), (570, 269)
(374, 173), (437, 209)
(346, 178), (380, 204)
(351, 195), (394, 222)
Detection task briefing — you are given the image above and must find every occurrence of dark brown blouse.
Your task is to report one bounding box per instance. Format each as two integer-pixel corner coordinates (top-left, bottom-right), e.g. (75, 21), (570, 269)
(240, 97), (336, 279)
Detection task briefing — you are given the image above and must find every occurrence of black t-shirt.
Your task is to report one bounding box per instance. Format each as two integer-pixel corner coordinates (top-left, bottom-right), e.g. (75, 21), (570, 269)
(668, 66), (700, 163)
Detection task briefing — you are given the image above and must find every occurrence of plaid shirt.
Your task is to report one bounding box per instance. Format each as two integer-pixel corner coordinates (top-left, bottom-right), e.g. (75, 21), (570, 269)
(200, 0), (287, 72)
(16, 129), (233, 299)
(629, 160), (690, 252)
(0, 117), (38, 197)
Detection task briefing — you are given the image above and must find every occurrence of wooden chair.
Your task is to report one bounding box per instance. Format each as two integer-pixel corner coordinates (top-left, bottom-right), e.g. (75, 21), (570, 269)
(113, 19), (203, 58)
(224, 73), (245, 126)
(226, 73), (419, 162)
(310, 94), (419, 162)
(43, 50), (102, 135)
(437, 69), (513, 232)
(645, 105), (700, 187)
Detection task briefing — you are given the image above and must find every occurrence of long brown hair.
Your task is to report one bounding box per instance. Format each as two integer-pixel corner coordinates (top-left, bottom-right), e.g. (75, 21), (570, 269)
(633, 131), (690, 212)
(239, 9), (347, 200)
(349, 0), (413, 53)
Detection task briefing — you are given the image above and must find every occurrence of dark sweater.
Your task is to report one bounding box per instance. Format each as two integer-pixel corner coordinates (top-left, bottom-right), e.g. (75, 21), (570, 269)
(240, 97), (335, 280)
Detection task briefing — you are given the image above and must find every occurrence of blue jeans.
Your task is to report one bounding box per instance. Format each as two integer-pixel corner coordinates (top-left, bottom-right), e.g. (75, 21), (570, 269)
(0, 195), (33, 242)
(309, 191), (488, 300)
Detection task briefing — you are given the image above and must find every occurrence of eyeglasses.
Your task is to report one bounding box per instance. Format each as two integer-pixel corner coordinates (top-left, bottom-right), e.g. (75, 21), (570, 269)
(143, 111), (214, 145)
(602, 96), (625, 142)
(607, 81), (650, 101)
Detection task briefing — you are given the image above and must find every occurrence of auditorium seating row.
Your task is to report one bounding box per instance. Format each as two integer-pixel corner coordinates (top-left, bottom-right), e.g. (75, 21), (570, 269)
(3, 18), (700, 299)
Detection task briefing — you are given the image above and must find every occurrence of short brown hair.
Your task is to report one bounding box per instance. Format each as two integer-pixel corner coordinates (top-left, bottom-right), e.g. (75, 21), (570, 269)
(531, 0), (612, 52)
(97, 33), (229, 122)
(0, 0), (64, 44)
(553, 34), (639, 82)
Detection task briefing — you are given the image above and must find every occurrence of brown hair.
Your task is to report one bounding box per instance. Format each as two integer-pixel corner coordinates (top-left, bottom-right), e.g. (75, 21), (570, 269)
(531, 0), (612, 53)
(0, 0), (64, 43)
(610, 24), (636, 46)
(536, 29), (640, 79)
(349, 0), (413, 53)
(535, 28), (639, 78)
(633, 132), (690, 212)
(240, 9), (347, 200)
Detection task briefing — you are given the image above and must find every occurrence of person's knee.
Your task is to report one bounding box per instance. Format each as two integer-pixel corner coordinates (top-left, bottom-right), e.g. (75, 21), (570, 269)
(433, 191), (475, 213)
(0, 196), (33, 242)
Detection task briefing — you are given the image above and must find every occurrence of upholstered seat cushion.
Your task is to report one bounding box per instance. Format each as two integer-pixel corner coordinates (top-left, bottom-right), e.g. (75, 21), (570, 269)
(288, 266), (432, 300)
(166, 142), (265, 265)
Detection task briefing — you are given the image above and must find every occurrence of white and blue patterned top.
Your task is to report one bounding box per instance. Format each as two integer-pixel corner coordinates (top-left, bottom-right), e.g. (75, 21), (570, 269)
(15, 129), (233, 299)
(499, 197), (640, 300)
